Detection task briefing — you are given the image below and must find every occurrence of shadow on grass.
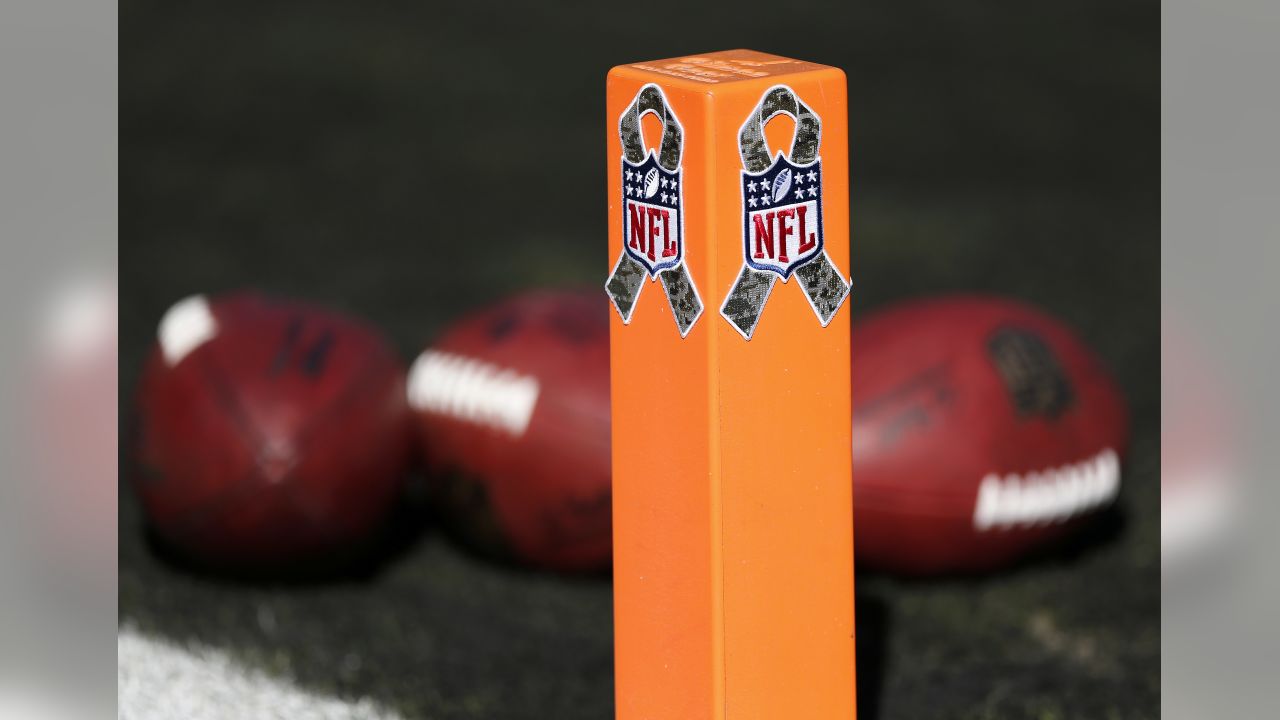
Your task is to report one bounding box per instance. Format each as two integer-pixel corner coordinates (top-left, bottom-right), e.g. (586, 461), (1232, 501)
(141, 477), (436, 587)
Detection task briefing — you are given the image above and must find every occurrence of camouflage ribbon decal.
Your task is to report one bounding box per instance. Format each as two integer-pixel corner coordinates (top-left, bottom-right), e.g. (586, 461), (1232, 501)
(719, 85), (851, 340)
(605, 84), (704, 338)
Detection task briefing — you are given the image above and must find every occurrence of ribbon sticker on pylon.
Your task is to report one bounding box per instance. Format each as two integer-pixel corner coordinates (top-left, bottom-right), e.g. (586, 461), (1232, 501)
(606, 84), (704, 338)
(720, 85), (851, 340)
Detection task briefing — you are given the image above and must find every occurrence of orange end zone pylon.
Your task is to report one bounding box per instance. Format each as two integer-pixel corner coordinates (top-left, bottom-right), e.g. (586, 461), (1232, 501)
(606, 50), (855, 719)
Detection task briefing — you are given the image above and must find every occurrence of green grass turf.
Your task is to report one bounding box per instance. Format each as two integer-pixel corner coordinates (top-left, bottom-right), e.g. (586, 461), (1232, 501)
(120, 1), (1158, 717)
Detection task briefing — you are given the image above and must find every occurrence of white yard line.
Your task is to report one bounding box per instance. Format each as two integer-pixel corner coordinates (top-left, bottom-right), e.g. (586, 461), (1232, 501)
(118, 627), (404, 720)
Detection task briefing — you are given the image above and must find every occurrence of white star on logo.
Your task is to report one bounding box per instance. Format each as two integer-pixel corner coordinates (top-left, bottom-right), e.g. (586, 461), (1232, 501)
(660, 177), (668, 189)
(660, 192), (668, 204)
(795, 173), (805, 184)
(747, 180), (758, 192)
(626, 186), (634, 196)
(807, 185), (818, 198)
(806, 170), (818, 183)
(670, 179), (678, 191)
(625, 170), (633, 182)
(760, 194), (772, 206)
(748, 196), (758, 208)
(794, 187), (805, 200)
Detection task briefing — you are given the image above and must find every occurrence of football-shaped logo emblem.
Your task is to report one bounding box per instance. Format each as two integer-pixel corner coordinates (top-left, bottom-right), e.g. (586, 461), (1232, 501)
(643, 168), (660, 198)
(772, 168), (792, 203)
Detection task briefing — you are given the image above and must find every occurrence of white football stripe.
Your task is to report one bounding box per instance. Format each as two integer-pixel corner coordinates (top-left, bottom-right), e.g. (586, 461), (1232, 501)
(972, 448), (1121, 531)
(406, 350), (541, 436)
(1161, 463), (1235, 565)
(118, 626), (404, 720)
(157, 294), (217, 367)
(39, 275), (117, 363)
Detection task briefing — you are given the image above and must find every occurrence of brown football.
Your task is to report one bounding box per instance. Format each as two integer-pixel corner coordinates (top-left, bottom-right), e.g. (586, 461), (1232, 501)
(408, 289), (611, 572)
(132, 291), (413, 570)
(852, 296), (1129, 574)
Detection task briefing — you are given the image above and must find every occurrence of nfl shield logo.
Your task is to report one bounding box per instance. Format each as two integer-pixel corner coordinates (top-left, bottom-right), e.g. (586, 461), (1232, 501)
(741, 153), (823, 280)
(622, 152), (683, 277)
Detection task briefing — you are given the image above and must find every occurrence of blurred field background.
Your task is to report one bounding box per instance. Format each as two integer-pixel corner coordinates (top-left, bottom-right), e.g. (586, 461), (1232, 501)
(120, 1), (1159, 718)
